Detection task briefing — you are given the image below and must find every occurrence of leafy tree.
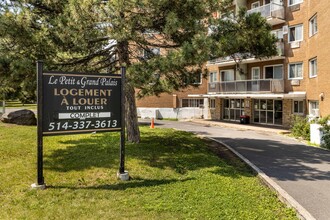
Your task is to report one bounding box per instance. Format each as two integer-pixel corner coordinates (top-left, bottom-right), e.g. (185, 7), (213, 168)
(0, 0), (277, 142)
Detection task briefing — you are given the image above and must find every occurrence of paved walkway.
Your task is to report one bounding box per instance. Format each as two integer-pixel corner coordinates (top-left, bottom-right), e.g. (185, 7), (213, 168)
(150, 119), (330, 220)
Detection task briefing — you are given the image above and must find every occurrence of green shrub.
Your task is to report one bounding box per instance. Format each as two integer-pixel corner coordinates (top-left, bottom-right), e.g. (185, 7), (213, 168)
(319, 115), (330, 149)
(290, 115), (310, 141)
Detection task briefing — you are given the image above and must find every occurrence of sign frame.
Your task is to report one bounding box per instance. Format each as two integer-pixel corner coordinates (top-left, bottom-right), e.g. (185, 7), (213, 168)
(41, 71), (122, 136)
(33, 61), (126, 188)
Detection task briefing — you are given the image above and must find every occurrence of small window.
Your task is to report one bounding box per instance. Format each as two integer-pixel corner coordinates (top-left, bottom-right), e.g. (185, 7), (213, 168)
(309, 58), (317, 78)
(309, 15), (317, 37)
(288, 0), (303, 6)
(272, 29), (284, 40)
(185, 73), (202, 85)
(293, 100), (304, 114)
(251, 2), (260, 9)
(288, 62), (303, 79)
(193, 73), (202, 84)
(252, 67), (260, 80)
(181, 99), (204, 108)
(209, 72), (218, 83)
(289, 24), (303, 42)
(143, 47), (160, 59)
(210, 99), (216, 109)
(309, 101), (319, 117)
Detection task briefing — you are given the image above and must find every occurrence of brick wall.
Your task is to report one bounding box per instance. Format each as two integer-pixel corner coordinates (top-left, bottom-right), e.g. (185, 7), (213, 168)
(283, 99), (292, 128)
(136, 74), (208, 108)
(284, 0), (330, 116)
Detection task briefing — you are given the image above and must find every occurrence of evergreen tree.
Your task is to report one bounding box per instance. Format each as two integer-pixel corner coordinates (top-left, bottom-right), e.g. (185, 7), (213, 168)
(0, 0), (277, 142)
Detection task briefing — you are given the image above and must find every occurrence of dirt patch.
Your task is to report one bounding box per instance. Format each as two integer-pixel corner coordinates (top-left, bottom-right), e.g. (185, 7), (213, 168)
(204, 138), (255, 174)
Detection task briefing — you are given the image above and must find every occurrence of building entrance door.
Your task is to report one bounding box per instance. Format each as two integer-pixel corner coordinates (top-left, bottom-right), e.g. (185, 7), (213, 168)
(253, 99), (283, 125)
(223, 99), (245, 121)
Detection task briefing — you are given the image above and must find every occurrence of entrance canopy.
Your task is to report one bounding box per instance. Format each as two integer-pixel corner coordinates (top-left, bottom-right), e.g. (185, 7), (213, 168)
(188, 92), (306, 100)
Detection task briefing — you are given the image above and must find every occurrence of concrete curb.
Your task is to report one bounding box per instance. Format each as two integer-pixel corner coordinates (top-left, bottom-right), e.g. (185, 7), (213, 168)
(207, 137), (316, 220)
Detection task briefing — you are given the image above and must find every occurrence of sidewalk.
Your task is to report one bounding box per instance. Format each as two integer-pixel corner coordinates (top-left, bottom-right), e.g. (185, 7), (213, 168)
(189, 119), (291, 134)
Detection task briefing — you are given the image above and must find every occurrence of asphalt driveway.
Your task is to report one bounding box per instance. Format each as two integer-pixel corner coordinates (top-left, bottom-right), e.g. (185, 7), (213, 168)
(152, 120), (330, 220)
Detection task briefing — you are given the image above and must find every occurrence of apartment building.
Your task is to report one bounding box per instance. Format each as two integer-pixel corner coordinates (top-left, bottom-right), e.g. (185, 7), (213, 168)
(137, 0), (329, 126)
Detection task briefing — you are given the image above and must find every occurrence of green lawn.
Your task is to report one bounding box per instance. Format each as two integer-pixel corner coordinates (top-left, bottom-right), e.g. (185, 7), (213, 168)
(3, 100), (37, 110)
(0, 122), (297, 219)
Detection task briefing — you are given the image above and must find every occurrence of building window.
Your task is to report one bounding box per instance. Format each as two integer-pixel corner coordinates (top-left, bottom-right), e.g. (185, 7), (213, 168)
(309, 15), (318, 37)
(194, 73), (202, 84)
(185, 73), (202, 85)
(209, 72), (218, 83)
(293, 100), (304, 114)
(253, 99), (283, 125)
(251, 1), (260, 9)
(252, 67), (260, 80)
(272, 29), (284, 40)
(288, 0), (303, 6)
(209, 99), (216, 109)
(221, 70), (234, 81)
(289, 24), (303, 42)
(265, 65), (283, 79)
(309, 58), (317, 78)
(309, 101), (319, 117)
(223, 99), (245, 121)
(143, 47), (160, 59)
(288, 62), (303, 79)
(181, 99), (204, 108)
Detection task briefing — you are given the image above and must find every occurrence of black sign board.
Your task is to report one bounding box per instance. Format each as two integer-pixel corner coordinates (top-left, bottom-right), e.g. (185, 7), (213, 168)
(33, 61), (127, 188)
(42, 72), (122, 135)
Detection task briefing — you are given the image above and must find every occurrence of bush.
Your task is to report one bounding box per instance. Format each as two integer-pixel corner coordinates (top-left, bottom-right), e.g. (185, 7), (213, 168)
(319, 115), (330, 149)
(290, 115), (310, 141)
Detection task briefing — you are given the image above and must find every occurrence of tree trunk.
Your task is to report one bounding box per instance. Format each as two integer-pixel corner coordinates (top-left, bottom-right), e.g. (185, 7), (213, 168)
(125, 83), (140, 143)
(117, 38), (141, 143)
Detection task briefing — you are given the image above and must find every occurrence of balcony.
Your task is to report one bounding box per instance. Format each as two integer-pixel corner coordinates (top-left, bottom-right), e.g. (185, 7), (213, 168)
(208, 79), (284, 94)
(247, 3), (285, 26)
(207, 42), (284, 66)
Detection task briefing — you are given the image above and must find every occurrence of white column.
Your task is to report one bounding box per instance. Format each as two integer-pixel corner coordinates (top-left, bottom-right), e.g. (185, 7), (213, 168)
(203, 98), (210, 119)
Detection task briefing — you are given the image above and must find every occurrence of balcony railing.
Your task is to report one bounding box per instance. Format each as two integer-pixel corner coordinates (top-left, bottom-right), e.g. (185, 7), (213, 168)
(208, 79), (284, 94)
(208, 42), (284, 65)
(247, 3), (285, 25)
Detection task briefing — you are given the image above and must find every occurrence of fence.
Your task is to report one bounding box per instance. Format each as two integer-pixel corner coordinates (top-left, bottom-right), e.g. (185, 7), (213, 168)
(0, 99), (5, 114)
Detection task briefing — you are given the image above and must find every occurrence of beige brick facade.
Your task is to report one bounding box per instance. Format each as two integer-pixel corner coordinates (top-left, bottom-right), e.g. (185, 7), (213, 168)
(137, 0), (330, 127)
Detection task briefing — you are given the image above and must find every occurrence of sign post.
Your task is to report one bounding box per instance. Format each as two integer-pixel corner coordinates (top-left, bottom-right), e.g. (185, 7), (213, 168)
(31, 61), (45, 189)
(118, 67), (129, 180)
(32, 61), (128, 189)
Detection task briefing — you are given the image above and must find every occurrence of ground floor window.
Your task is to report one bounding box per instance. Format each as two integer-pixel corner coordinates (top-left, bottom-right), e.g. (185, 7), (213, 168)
(309, 101), (319, 117)
(209, 98), (216, 109)
(293, 100), (304, 114)
(181, 98), (204, 108)
(253, 99), (282, 125)
(223, 99), (245, 121)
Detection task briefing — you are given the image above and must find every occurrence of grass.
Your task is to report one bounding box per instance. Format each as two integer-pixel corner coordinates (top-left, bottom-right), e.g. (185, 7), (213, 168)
(158, 118), (179, 121)
(0, 122), (297, 219)
(2, 100), (37, 110)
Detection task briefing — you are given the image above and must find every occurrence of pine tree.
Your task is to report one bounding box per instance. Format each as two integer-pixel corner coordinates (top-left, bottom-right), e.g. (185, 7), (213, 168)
(0, 0), (277, 142)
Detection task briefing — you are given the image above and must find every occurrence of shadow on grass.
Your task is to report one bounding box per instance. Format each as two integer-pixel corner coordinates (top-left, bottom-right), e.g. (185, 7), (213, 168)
(48, 177), (195, 191)
(44, 134), (120, 172)
(44, 127), (254, 179)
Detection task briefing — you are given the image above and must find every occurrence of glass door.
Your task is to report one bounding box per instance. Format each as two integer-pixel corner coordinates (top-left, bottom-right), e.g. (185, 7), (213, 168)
(251, 67), (260, 92)
(253, 99), (283, 125)
(223, 99), (245, 121)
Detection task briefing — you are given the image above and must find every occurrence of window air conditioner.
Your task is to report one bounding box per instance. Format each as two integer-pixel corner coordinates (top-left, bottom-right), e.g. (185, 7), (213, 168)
(290, 41), (300, 49)
(282, 25), (288, 35)
(291, 80), (300, 86)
